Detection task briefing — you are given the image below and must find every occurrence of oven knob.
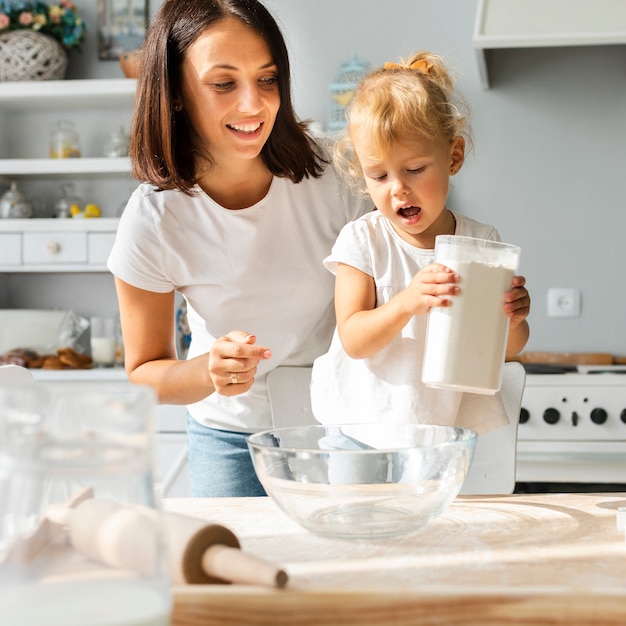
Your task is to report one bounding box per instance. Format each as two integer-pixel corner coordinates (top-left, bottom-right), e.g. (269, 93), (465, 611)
(543, 408), (560, 425)
(519, 407), (530, 424)
(590, 408), (608, 425)
(621, 409), (626, 424)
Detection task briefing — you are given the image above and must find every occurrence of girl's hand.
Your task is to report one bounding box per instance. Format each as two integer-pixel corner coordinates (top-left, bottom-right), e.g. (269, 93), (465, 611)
(208, 331), (272, 396)
(504, 275), (531, 327)
(403, 263), (460, 316)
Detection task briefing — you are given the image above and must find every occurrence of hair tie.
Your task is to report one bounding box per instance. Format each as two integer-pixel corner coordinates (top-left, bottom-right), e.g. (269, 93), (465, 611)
(383, 59), (434, 76)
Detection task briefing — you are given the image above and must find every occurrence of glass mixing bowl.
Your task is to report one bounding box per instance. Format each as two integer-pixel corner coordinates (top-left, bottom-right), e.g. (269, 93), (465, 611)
(247, 423), (476, 540)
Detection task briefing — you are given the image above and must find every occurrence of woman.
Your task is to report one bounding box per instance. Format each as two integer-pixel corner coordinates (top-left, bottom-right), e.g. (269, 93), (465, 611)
(107, 0), (370, 496)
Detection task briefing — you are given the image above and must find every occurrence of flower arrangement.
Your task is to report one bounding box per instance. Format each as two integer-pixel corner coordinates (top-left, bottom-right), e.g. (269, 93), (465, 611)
(0, 1), (85, 50)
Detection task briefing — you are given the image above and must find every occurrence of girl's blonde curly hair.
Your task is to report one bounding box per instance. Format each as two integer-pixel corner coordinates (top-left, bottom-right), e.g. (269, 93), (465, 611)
(334, 51), (473, 195)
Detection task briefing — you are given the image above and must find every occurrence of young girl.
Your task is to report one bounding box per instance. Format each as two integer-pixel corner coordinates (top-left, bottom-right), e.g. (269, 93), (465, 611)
(310, 52), (530, 432)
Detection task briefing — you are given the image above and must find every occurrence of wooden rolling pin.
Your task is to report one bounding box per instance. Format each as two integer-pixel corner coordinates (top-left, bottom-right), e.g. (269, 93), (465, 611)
(48, 498), (288, 588)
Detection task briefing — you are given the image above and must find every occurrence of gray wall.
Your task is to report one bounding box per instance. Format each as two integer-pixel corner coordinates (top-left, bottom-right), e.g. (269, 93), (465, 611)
(70, 0), (626, 354)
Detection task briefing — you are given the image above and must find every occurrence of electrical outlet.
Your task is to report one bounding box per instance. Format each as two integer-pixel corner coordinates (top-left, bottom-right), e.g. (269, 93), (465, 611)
(547, 288), (581, 318)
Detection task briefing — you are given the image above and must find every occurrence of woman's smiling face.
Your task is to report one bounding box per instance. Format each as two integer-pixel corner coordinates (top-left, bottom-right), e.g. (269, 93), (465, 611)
(179, 17), (281, 167)
(355, 133), (464, 247)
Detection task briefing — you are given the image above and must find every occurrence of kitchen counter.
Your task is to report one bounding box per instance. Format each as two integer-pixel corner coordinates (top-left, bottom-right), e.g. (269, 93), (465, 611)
(165, 493), (626, 625)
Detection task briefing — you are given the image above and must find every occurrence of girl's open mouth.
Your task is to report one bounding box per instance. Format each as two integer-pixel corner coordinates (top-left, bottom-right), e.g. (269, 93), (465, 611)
(398, 206), (421, 219)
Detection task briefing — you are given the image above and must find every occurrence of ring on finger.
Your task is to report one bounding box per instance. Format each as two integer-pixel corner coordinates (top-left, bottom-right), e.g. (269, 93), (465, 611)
(230, 373), (239, 385)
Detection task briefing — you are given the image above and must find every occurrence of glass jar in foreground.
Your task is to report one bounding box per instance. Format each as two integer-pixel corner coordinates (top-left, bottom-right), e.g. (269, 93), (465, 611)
(0, 383), (171, 626)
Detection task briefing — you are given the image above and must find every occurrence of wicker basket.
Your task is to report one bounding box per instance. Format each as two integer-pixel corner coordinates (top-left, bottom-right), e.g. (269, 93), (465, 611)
(0, 31), (68, 82)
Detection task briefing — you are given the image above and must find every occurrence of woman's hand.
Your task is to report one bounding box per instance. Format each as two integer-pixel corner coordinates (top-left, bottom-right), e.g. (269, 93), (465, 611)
(208, 331), (272, 396)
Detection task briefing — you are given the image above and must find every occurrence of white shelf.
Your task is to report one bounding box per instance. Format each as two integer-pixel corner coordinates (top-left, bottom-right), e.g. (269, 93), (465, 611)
(474, 0), (626, 88)
(0, 79), (135, 178)
(0, 78), (136, 110)
(0, 78), (137, 177)
(31, 367), (128, 383)
(0, 217), (119, 232)
(0, 157), (131, 178)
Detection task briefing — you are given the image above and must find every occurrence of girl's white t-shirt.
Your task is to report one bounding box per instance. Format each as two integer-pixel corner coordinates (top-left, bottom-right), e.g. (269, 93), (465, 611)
(311, 210), (510, 434)
(108, 169), (370, 432)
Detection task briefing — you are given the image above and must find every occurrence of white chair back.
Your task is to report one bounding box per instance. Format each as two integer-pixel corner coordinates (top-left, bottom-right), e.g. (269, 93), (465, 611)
(458, 361), (525, 495)
(266, 361), (526, 495)
(0, 364), (35, 385)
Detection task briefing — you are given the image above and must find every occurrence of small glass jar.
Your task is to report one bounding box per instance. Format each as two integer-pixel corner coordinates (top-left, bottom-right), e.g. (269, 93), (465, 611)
(50, 119), (81, 159)
(53, 183), (83, 219)
(103, 126), (130, 158)
(0, 180), (32, 219)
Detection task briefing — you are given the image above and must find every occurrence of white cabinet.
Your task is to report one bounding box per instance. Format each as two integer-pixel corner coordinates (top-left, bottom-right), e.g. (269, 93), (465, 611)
(0, 79), (134, 271)
(474, 0), (626, 88)
(0, 217), (119, 272)
(0, 233), (20, 266)
(0, 79), (193, 497)
(0, 78), (136, 269)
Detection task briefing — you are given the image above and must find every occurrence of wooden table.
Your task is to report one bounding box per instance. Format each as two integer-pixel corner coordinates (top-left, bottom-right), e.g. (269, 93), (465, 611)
(165, 493), (626, 625)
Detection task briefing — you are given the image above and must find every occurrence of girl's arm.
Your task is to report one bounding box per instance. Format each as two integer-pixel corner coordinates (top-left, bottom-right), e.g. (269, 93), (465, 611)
(504, 275), (531, 357)
(335, 262), (459, 360)
(115, 278), (271, 404)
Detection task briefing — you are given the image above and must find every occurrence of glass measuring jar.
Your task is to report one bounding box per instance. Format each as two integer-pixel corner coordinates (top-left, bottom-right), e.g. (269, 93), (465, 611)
(0, 383), (171, 626)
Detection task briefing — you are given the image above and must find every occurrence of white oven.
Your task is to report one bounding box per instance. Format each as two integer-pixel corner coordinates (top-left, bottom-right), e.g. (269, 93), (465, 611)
(515, 366), (626, 491)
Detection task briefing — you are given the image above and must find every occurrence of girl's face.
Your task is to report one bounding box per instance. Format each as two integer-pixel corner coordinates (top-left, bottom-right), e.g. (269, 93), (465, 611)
(179, 18), (280, 169)
(355, 133), (465, 248)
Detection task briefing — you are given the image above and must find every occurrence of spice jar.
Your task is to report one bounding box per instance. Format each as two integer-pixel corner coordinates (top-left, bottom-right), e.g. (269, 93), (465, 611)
(50, 120), (81, 159)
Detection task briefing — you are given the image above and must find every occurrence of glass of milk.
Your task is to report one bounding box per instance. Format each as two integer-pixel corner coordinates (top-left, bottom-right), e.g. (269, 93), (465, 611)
(422, 235), (521, 395)
(0, 384), (171, 626)
(90, 315), (117, 367)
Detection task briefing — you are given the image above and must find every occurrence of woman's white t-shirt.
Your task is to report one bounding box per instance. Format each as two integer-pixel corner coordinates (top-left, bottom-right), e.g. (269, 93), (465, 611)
(108, 168), (370, 433)
(311, 210), (510, 434)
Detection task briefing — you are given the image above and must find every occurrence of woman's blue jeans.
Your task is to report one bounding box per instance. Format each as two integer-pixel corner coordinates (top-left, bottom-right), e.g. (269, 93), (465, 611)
(186, 414), (266, 497)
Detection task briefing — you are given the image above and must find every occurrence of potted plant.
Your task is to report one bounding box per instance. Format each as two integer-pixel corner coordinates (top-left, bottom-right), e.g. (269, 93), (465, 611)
(0, 1), (86, 81)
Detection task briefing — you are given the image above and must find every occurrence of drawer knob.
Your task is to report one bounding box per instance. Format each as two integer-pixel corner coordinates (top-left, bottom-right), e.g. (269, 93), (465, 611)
(46, 241), (61, 254)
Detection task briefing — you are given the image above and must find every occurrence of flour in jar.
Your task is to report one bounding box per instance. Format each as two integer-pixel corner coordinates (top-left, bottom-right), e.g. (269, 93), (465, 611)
(422, 260), (514, 394)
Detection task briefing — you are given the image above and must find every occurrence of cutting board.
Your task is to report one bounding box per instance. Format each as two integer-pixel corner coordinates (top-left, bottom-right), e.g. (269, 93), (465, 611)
(512, 351), (614, 365)
(167, 494), (626, 626)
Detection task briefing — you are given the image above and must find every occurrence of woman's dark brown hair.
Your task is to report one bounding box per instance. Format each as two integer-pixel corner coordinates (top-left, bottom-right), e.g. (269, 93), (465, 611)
(131, 0), (326, 193)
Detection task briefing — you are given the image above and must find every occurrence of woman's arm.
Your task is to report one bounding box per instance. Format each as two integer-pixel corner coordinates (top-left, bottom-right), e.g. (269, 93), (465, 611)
(115, 278), (271, 404)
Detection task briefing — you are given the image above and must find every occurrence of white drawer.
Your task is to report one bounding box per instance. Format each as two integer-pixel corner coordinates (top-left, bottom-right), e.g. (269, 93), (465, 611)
(88, 232), (116, 265)
(23, 231), (87, 264)
(0, 233), (21, 265)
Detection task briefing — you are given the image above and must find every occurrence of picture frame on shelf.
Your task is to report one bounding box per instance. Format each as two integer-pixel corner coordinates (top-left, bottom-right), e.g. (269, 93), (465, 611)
(97, 0), (149, 60)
